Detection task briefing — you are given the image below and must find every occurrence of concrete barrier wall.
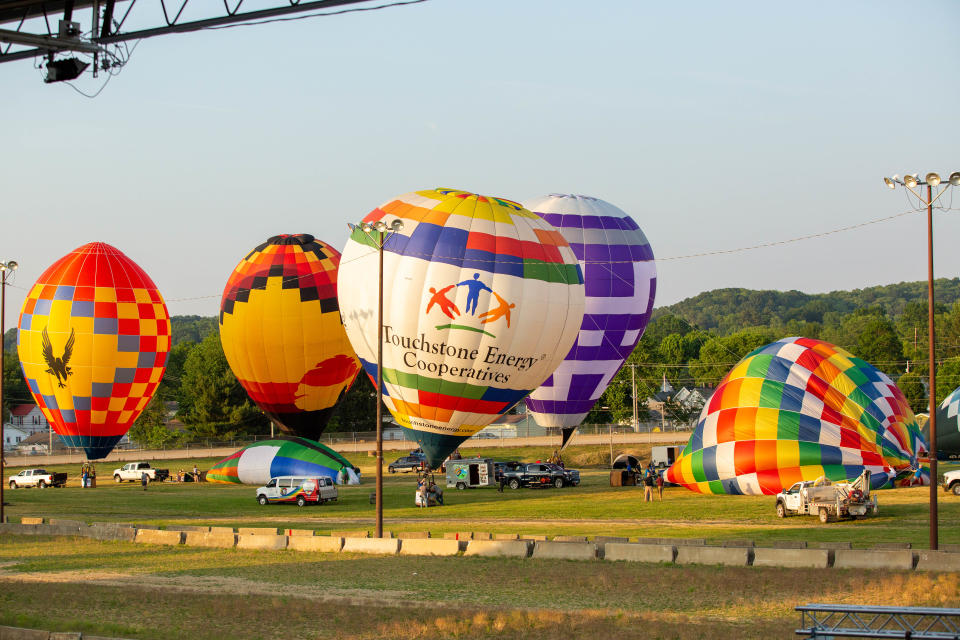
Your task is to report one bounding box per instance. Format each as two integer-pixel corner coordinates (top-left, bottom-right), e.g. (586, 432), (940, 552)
(753, 548), (831, 569)
(341, 537), (399, 555)
(397, 531), (430, 539)
(532, 541), (597, 561)
(494, 533), (519, 540)
(237, 527), (278, 536)
(47, 519), (86, 528)
(400, 539), (461, 556)
(520, 535), (547, 541)
(833, 550), (915, 570)
(915, 551), (960, 572)
(604, 543), (675, 564)
(0, 523), (39, 535)
(464, 540), (530, 558)
(287, 537), (343, 553)
(332, 530), (368, 539)
(35, 524), (84, 537)
(772, 540), (808, 549)
(167, 525), (209, 533)
(20, 517), (44, 525)
(284, 529), (316, 537)
(552, 535), (588, 543)
(720, 539), (754, 548)
(676, 546), (750, 566)
(210, 527), (236, 535)
(135, 529), (184, 546)
(0, 625), (53, 639)
(185, 532), (237, 549)
(237, 535), (288, 551)
(87, 525), (137, 542)
(661, 537), (705, 546)
(472, 532), (492, 540)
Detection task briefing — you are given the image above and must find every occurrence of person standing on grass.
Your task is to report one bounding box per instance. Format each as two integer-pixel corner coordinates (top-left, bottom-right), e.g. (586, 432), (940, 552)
(656, 469), (664, 501)
(141, 471), (149, 491)
(643, 468), (654, 502)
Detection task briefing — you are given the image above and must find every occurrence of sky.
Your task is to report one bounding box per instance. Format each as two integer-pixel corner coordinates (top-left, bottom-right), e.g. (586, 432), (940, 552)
(2, 0), (959, 323)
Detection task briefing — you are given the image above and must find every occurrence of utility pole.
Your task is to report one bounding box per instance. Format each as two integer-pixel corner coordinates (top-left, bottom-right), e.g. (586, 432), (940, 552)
(884, 170), (960, 550)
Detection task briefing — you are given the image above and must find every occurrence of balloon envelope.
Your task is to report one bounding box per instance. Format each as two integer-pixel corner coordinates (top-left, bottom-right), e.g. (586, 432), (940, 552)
(930, 387), (960, 461)
(17, 242), (170, 459)
(522, 194), (656, 446)
(666, 337), (927, 494)
(206, 437), (360, 485)
(219, 234), (360, 440)
(338, 188), (585, 467)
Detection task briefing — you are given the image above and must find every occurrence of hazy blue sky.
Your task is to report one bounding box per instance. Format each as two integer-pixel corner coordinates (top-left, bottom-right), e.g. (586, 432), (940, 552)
(2, 0), (959, 322)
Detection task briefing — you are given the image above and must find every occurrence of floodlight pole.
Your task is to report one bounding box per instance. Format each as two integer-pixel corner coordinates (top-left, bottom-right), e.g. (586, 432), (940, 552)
(0, 260), (17, 523)
(352, 220), (402, 539)
(883, 171), (960, 551)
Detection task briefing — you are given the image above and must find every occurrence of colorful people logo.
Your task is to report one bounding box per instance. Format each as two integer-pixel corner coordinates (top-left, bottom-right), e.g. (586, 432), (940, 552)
(425, 273), (515, 336)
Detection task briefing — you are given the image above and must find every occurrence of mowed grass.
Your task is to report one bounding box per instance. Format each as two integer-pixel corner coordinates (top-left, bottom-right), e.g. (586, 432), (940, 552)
(0, 535), (958, 640)
(4, 449), (959, 547)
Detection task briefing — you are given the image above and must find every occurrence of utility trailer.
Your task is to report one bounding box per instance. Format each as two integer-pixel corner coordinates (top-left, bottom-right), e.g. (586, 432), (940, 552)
(775, 470), (878, 523)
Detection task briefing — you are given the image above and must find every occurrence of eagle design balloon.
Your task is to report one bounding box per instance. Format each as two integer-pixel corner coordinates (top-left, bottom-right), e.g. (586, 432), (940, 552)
(17, 242), (170, 459)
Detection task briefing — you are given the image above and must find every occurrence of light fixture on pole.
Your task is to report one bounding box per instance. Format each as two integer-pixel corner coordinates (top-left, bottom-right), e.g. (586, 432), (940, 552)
(883, 170), (958, 551)
(348, 219), (403, 539)
(0, 259), (19, 523)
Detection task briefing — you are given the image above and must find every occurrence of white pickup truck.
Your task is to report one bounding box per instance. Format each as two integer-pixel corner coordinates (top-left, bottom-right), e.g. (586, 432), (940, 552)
(943, 469), (960, 496)
(775, 470), (877, 523)
(9, 468), (68, 489)
(112, 462), (169, 483)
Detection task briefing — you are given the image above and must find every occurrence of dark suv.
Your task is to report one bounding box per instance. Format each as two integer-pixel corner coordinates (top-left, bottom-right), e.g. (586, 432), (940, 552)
(500, 463), (566, 489)
(388, 456), (424, 473)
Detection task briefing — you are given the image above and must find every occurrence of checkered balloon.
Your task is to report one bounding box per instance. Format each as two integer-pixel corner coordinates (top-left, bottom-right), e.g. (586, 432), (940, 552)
(666, 337), (927, 494)
(17, 243), (170, 459)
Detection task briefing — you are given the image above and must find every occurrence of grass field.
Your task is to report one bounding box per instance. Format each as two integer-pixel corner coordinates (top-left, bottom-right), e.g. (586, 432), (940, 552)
(4, 445), (960, 545)
(2, 445), (958, 639)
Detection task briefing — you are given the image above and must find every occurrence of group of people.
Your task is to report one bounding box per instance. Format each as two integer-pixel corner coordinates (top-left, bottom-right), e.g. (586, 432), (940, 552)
(625, 461), (665, 501)
(416, 473), (443, 507)
(176, 466), (201, 482)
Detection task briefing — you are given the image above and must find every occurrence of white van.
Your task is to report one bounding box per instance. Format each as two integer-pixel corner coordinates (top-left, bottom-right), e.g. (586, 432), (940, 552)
(256, 476), (338, 506)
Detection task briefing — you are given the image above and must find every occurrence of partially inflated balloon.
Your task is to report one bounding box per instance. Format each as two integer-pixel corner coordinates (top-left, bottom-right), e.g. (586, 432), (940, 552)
(666, 337), (927, 494)
(206, 437), (359, 485)
(930, 387), (960, 461)
(17, 243), (170, 459)
(219, 234), (360, 440)
(338, 188), (585, 468)
(523, 194), (656, 447)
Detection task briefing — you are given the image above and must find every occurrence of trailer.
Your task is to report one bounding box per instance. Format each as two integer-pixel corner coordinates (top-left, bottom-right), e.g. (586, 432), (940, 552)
(651, 445), (683, 469)
(775, 470), (877, 523)
(446, 458), (495, 490)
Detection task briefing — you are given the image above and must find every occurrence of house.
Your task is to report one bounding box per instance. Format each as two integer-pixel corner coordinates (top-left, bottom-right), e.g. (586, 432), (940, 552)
(15, 430), (71, 455)
(672, 386), (715, 414)
(4, 404), (50, 436)
(3, 425), (29, 450)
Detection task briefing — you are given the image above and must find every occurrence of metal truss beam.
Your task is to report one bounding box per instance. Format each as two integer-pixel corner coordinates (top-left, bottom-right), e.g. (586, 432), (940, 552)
(796, 604), (960, 639)
(95, 0), (382, 44)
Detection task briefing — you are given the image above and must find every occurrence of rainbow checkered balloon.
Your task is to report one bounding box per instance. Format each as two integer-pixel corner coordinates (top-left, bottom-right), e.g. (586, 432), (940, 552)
(666, 337), (927, 494)
(206, 437), (358, 485)
(17, 243), (170, 459)
(338, 188), (585, 468)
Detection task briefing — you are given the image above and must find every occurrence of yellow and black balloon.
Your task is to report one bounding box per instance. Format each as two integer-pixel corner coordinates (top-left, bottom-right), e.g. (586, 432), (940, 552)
(219, 234), (360, 440)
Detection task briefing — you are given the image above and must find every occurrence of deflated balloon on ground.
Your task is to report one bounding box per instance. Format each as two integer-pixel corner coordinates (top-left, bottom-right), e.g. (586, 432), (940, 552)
(206, 437), (360, 485)
(666, 337), (927, 494)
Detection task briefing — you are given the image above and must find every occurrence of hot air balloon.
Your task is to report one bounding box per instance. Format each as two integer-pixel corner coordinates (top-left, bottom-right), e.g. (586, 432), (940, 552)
(219, 234), (360, 440)
(522, 194), (656, 448)
(929, 387), (960, 461)
(16, 243), (170, 459)
(337, 188), (585, 468)
(206, 437), (360, 485)
(666, 337), (927, 495)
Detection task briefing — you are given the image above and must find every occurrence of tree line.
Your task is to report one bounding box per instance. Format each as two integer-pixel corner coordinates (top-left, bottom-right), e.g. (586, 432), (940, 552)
(3, 279), (960, 445)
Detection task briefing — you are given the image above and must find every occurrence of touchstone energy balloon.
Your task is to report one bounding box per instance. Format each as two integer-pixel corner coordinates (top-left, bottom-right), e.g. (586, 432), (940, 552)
(219, 234), (361, 440)
(666, 337), (927, 495)
(206, 437), (360, 485)
(17, 242), (170, 459)
(929, 387), (960, 461)
(522, 194), (656, 447)
(338, 188), (586, 468)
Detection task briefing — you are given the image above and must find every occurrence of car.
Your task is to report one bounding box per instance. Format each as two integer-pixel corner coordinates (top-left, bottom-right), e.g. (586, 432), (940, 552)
(500, 463), (566, 489)
(388, 456), (425, 473)
(544, 463), (580, 487)
(256, 476), (338, 506)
